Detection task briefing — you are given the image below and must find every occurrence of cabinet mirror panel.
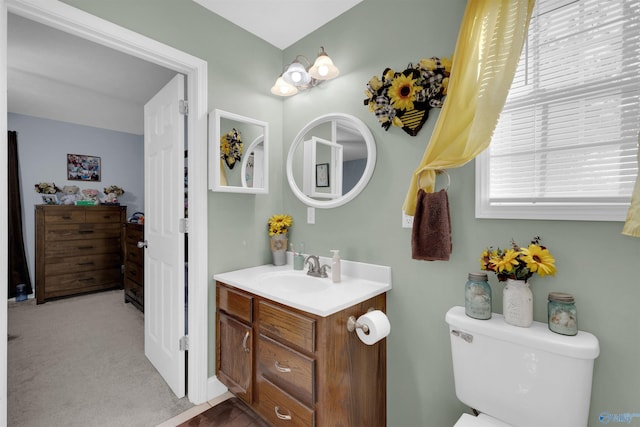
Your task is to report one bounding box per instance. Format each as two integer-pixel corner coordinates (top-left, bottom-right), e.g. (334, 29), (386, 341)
(286, 113), (376, 208)
(209, 109), (269, 194)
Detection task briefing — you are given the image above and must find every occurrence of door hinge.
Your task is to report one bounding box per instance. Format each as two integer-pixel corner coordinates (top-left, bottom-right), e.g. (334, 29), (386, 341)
(179, 218), (189, 234)
(179, 336), (189, 351)
(179, 100), (188, 115)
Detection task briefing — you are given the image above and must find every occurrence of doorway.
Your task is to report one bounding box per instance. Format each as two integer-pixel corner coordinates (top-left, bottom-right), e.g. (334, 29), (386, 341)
(1, 0), (214, 417)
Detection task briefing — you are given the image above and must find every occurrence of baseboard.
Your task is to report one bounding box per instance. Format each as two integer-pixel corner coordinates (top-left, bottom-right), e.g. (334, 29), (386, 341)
(207, 376), (228, 401)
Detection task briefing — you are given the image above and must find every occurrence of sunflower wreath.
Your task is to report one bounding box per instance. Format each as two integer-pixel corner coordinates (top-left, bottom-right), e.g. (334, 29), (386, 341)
(364, 56), (451, 136)
(220, 128), (243, 169)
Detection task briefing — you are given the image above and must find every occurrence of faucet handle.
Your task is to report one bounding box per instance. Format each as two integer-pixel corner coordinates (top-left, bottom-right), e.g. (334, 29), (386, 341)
(319, 264), (330, 278)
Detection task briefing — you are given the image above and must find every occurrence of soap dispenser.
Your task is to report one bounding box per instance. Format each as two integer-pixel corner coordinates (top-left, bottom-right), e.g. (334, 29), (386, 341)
(330, 250), (341, 283)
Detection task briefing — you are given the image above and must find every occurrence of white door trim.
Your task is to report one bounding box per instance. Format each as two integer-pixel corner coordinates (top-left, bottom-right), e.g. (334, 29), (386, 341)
(2, 0), (217, 407)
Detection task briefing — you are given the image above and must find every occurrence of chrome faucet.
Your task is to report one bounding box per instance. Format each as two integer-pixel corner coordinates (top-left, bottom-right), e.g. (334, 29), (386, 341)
(304, 255), (329, 278)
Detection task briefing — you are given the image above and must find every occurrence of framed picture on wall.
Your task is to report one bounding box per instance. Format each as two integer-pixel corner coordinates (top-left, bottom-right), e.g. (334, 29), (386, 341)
(67, 153), (101, 181)
(316, 163), (329, 188)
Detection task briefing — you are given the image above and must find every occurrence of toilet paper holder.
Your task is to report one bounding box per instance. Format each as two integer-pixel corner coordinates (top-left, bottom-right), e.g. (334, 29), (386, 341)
(346, 307), (375, 334)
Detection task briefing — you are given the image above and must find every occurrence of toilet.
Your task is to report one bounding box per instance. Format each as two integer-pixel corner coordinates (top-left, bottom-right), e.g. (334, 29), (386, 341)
(446, 306), (599, 427)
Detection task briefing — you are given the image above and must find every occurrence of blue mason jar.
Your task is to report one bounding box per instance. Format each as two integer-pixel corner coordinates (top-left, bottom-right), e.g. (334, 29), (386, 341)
(548, 292), (578, 336)
(465, 272), (492, 320)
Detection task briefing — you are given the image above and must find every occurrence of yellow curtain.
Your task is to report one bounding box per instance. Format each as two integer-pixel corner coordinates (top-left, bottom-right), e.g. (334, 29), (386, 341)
(622, 134), (640, 237)
(402, 0), (535, 216)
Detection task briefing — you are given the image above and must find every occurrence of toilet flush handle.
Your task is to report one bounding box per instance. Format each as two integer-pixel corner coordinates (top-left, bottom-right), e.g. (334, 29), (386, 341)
(451, 330), (473, 343)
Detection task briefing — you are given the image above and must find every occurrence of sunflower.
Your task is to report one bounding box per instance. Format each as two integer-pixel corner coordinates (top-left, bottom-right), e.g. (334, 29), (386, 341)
(388, 73), (422, 111)
(521, 244), (556, 277)
(268, 214), (293, 236)
(490, 249), (520, 274)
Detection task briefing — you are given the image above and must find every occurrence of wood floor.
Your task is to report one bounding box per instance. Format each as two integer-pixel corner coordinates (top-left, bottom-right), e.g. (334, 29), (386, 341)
(177, 397), (270, 427)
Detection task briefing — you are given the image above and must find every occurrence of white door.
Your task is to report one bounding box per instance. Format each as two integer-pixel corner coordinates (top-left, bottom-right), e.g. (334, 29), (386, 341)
(143, 74), (186, 398)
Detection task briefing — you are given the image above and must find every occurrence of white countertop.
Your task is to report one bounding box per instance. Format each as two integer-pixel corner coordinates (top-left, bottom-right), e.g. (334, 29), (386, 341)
(213, 253), (392, 317)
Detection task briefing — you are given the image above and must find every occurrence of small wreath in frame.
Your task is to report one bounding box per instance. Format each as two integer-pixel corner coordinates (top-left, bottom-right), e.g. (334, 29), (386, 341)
(220, 128), (243, 169)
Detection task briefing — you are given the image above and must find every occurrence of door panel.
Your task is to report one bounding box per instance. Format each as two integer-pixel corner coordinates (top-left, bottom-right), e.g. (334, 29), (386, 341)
(143, 74), (186, 398)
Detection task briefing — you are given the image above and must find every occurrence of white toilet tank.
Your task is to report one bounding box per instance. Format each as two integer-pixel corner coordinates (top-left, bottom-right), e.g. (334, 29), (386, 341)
(446, 306), (599, 427)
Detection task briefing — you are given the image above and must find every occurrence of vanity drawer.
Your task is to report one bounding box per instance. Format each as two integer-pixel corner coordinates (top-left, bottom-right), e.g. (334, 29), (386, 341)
(258, 334), (315, 406)
(217, 283), (253, 324)
(257, 377), (314, 427)
(258, 301), (316, 354)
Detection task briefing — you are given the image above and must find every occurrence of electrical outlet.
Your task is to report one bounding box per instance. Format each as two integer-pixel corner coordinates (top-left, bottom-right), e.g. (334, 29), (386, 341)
(402, 211), (414, 228)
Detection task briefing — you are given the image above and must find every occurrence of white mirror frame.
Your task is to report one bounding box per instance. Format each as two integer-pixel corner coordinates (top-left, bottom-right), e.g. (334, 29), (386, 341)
(286, 113), (376, 209)
(209, 109), (269, 194)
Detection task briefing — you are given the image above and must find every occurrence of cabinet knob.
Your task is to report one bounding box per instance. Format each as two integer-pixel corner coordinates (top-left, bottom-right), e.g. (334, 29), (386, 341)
(137, 240), (148, 249)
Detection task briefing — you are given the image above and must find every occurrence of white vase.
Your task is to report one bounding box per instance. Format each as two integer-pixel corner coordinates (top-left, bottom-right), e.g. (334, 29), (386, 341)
(270, 234), (288, 266)
(502, 279), (533, 327)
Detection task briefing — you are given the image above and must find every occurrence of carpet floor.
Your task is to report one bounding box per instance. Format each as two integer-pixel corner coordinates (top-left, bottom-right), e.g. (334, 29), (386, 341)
(8, 290), (194, 427)
(176, 397), (269, 427)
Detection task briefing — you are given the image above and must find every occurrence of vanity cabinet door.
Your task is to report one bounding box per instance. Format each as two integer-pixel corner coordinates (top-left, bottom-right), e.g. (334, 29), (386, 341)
(217, 312), (253, 404)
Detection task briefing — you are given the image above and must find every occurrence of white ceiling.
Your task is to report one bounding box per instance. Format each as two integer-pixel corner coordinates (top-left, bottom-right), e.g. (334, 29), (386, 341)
(192, 0), (362, 50)
(7, 1), (361, 134)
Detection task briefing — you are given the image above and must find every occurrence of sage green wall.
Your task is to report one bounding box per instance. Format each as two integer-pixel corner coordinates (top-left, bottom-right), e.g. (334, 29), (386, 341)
(62, 1), (640, 426)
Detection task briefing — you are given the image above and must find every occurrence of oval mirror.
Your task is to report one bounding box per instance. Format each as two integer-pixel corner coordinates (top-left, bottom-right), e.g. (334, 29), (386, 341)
(209, 109), (269, 194)
(286, 113), (376, 208)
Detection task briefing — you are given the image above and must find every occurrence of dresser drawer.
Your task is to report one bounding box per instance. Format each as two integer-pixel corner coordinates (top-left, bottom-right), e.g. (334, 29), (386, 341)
(125, 227), (144, 245)
(44, 237), (121, 258)
(43, 207), (85, 223)
(86, 208), (123, 223)
(124, 277), (144, 300)
(126, 243), (144, 266)
(45, 253), (122, 275)
(44, 223), (122, 241)
(44, 268), (121, 296)
(125, 261), (144, 284)
(258, 301), (316, 353)
(257, 377), (314, 427)
(217, 284), (253, 324)
(258, 334), (315, 406)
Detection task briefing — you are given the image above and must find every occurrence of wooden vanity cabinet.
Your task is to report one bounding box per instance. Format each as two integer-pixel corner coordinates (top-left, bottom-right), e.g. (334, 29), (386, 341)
(35, 205), (126, 304)
(216, 281), (386, 427)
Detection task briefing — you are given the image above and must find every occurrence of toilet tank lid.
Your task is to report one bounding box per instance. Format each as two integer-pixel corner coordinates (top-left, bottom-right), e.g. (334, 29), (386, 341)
(446, 306), (600, 360)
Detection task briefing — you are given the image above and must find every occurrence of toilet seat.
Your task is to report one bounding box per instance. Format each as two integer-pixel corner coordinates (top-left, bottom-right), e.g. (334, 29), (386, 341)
(454, 413), (513, 427)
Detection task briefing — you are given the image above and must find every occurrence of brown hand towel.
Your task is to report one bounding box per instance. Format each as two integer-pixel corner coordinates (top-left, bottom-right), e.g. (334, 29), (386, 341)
(411, 189), (452, 261)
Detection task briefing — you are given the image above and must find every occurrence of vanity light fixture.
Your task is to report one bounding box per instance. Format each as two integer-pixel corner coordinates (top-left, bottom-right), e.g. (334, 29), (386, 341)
(271, 46), (340, 97)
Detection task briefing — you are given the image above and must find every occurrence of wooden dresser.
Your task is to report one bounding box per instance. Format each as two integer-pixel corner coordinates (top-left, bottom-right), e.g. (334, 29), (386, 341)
(35, 205), (126, 304)
(123, 222), (144, 311)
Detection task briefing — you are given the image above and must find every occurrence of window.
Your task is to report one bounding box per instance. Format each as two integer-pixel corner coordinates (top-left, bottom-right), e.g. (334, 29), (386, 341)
(476, 0), (640, 221)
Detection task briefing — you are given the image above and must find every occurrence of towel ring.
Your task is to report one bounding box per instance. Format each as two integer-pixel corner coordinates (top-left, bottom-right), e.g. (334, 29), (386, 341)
(418, 169), (450, 191)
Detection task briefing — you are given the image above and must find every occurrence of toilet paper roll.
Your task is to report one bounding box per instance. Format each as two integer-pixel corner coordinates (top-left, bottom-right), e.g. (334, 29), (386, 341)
(356, 310), (391, 345)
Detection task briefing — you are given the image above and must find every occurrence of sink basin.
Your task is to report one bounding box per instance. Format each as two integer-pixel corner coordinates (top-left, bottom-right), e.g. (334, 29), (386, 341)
(255, 270), (331, 294)
(214, 260), (392, 317)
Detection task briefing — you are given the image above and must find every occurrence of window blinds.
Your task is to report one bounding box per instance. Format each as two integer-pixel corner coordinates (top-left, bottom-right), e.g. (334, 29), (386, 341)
(483, 0), (640, 218)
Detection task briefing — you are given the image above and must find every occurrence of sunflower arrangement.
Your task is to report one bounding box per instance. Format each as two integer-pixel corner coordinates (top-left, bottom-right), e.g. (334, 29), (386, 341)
(220, 128), (243, 169)
(479, 237), (556, 282)
(268, 214), (293, 236)
(364, 56), (451, 136)
(34, 182), (61, 194)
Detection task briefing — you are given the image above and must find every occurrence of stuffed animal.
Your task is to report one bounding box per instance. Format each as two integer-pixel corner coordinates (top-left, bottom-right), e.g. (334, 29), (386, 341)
(81, 188), (99, 203)
(59, 185), (80, 205)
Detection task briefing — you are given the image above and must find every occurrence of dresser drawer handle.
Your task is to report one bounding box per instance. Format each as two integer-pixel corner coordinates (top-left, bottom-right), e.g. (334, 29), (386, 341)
(274, 406), (292, 421)
(79, 230), (94, 234)
(61, 215), (72, 220)
(129, 269), (137, 275)
(77, 262), (95, 266)
(78, 278), (95, 282)
(274, 361), (292, 373)
(78, 245), (94, 250)
(242, 331), (250, 353)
